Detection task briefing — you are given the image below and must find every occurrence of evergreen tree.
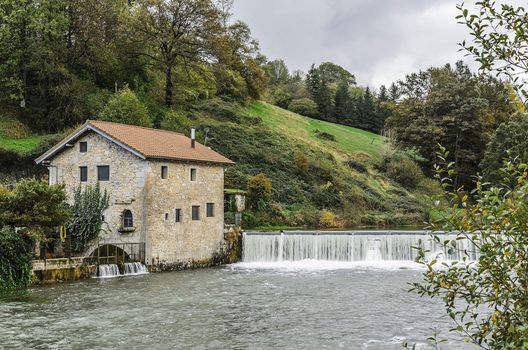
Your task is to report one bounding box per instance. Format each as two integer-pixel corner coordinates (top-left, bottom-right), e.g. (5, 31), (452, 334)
(334, 81), (350, 120)
(306, 64), (332, 119)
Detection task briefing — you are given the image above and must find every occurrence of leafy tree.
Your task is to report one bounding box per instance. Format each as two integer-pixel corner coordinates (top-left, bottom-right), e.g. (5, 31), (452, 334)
(247, 173), (272, 211)
(0, 179), (70, 241)
(98, 87), (151, 127)
(317, 62), (356, 85)
(413, 148), (528, 349)
(133, 0), (222, 107)
(457, 1), (528, 101)
(67, 184), (109, 253)
(386, 61), (515, 189)
(265, 59), (290, 85)
(480, 113), (528, 184)
(0, 227), (33, 292)
(288, 98), (318, 118)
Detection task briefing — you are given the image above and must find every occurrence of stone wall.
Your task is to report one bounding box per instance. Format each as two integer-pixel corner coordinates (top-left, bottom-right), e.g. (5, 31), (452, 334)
(145, 160), (225, 266)
(47, 132), (147, 254)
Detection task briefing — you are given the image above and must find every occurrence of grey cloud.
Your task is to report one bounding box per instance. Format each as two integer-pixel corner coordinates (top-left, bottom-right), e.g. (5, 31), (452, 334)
(233, 0), (473, 87)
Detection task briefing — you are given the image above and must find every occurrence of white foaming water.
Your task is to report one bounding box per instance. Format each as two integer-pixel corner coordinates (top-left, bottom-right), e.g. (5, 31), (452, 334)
(97, 262), (149, 277)
(124, 262), (149, 275)
(241, 231), (478, 270)
(98, 264), (120, 277)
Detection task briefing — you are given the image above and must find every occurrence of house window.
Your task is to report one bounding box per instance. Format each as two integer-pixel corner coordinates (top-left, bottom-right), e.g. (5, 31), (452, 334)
(165, 213), (169, 220)
(192, 205), (200, 220)
(97, 165), (110, 181)
(79, 166), (88, 182)
(206, 203), (214, 217)
(175, 209), (182, 223)
(123, 210), (133, 228)
(190, 168), (197, 181)
(161, 166), (168, 179)
(79, 141), (87, 153)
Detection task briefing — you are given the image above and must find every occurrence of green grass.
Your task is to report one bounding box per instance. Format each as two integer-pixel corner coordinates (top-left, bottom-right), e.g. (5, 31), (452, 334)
(247, 101), (385, 161)
(0, 135), (42, 153)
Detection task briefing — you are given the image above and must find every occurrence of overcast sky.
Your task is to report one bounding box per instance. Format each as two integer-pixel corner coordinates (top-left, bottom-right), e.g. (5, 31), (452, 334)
(232, 0), (476, 88)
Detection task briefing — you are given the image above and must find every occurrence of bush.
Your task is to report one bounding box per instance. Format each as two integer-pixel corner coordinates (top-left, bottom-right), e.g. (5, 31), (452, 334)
(247, 173), (272, 210)
(0, 228), (33, 292)
(343, 160), (367, 173)
(197, 97), (248, 122)
(98, 87), (152, 127)
(68, 184), (109, 253)
(288, 98), (318, 117)
(318, 210), (338, 228)
(384, 155), (424, 189)
(314, 130), (336, 141)
(161, 110), (192, 134)
(0, 118), (30, 139)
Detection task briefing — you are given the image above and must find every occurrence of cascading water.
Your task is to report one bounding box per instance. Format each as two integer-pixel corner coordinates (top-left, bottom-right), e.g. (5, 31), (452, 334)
(242, 231), (479, 263)
(98, 264), (120, 277)
(97, 262), (149, 277)
(124, 262), (149, 275)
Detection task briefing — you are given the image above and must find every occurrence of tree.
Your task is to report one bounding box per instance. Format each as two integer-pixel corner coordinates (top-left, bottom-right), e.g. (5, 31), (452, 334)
(413, 148), (528, 349)
(0, 179), (70, 241)
(306, 64), (332, 118)
(457, 1), (528, 102)
(0, 227), (33, 292)
(67, 184), (109, 253)
(98, 87), (152, 127)
(287, 98), (318, 118)
(317, 62), (356, 85)
(133, 0), (222, 107)
(480, 113), (528, 184)
(265, 59), (290, 85)
(334, 81), (350, 119)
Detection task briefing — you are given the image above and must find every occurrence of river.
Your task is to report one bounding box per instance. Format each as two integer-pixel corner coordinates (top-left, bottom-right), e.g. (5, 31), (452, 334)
(0, 231), (477, 349)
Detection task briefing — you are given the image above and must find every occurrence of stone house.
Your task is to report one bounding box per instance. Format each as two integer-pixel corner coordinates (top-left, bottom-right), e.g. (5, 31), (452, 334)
(35, 120), (234, 268)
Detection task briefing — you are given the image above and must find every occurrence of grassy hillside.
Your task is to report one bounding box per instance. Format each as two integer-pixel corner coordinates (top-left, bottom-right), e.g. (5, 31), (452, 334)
(248, 102), (385, 161)
(196, 100), (437, 228)
(0, 100), (437, 228)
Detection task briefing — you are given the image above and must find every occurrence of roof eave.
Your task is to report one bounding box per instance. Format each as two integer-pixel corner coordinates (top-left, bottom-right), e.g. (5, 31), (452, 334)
(35, 122), (147, 164)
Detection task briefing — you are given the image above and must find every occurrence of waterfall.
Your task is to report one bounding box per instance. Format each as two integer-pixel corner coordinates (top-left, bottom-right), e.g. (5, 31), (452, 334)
(97, 262), (149, 278)
(242, 231), (479, 262)
(124, 262), (149, 275)
(98, 264), (120, 277)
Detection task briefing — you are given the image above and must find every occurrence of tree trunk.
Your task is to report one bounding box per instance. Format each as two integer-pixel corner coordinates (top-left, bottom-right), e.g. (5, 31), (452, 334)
(164, 64), (173, 107)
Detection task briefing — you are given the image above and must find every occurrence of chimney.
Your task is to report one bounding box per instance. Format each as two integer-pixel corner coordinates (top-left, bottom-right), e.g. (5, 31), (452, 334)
(191, 127), (196, 148)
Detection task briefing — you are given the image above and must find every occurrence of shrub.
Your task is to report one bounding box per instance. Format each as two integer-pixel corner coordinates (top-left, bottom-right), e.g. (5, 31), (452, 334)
(294, 152), (309, 173)
(384, 155), (424, 189)
(314, 130), (336, 141)
(161, 110), (192, 134)
(247, 173), (272, 210)
(0, 118), (30, 139)
(98, 87), (152, 127)
(68, 184), (109, 253)
(0, 228), (33, 293)
(343, 159), (367, 173)
(288, 98), (318, 117)
(197, 97), (248, 122)
(318, 210), (338, 228)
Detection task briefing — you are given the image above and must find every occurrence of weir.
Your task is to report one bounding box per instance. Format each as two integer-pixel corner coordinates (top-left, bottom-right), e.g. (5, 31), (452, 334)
(242, 231), (478, 262)
(97, 262), (149, 277)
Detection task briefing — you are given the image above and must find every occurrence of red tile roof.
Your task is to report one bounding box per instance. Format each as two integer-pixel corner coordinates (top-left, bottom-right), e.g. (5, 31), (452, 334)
(35, 120), (235, 165)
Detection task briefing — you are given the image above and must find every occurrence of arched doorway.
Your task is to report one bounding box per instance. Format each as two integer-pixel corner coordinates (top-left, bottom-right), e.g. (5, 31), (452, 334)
(90, 244), (130, 265)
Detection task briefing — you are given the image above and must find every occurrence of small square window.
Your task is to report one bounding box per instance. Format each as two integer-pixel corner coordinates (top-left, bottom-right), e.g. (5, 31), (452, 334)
(80, 166), (88, 182)
(206, 203), (214, 217)
(165, 213), (169, 221)
(175, 209), (182, 223)
(161, 166), (168, 179)
(190, 168), (197, 181)
(97, 165), (110, 181)
(80, 142), (87, 153)
(192, 205), (200, 220)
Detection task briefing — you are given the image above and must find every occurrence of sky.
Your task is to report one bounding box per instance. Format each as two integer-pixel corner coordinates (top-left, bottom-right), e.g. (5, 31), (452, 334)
(232, 0), (476, 88)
